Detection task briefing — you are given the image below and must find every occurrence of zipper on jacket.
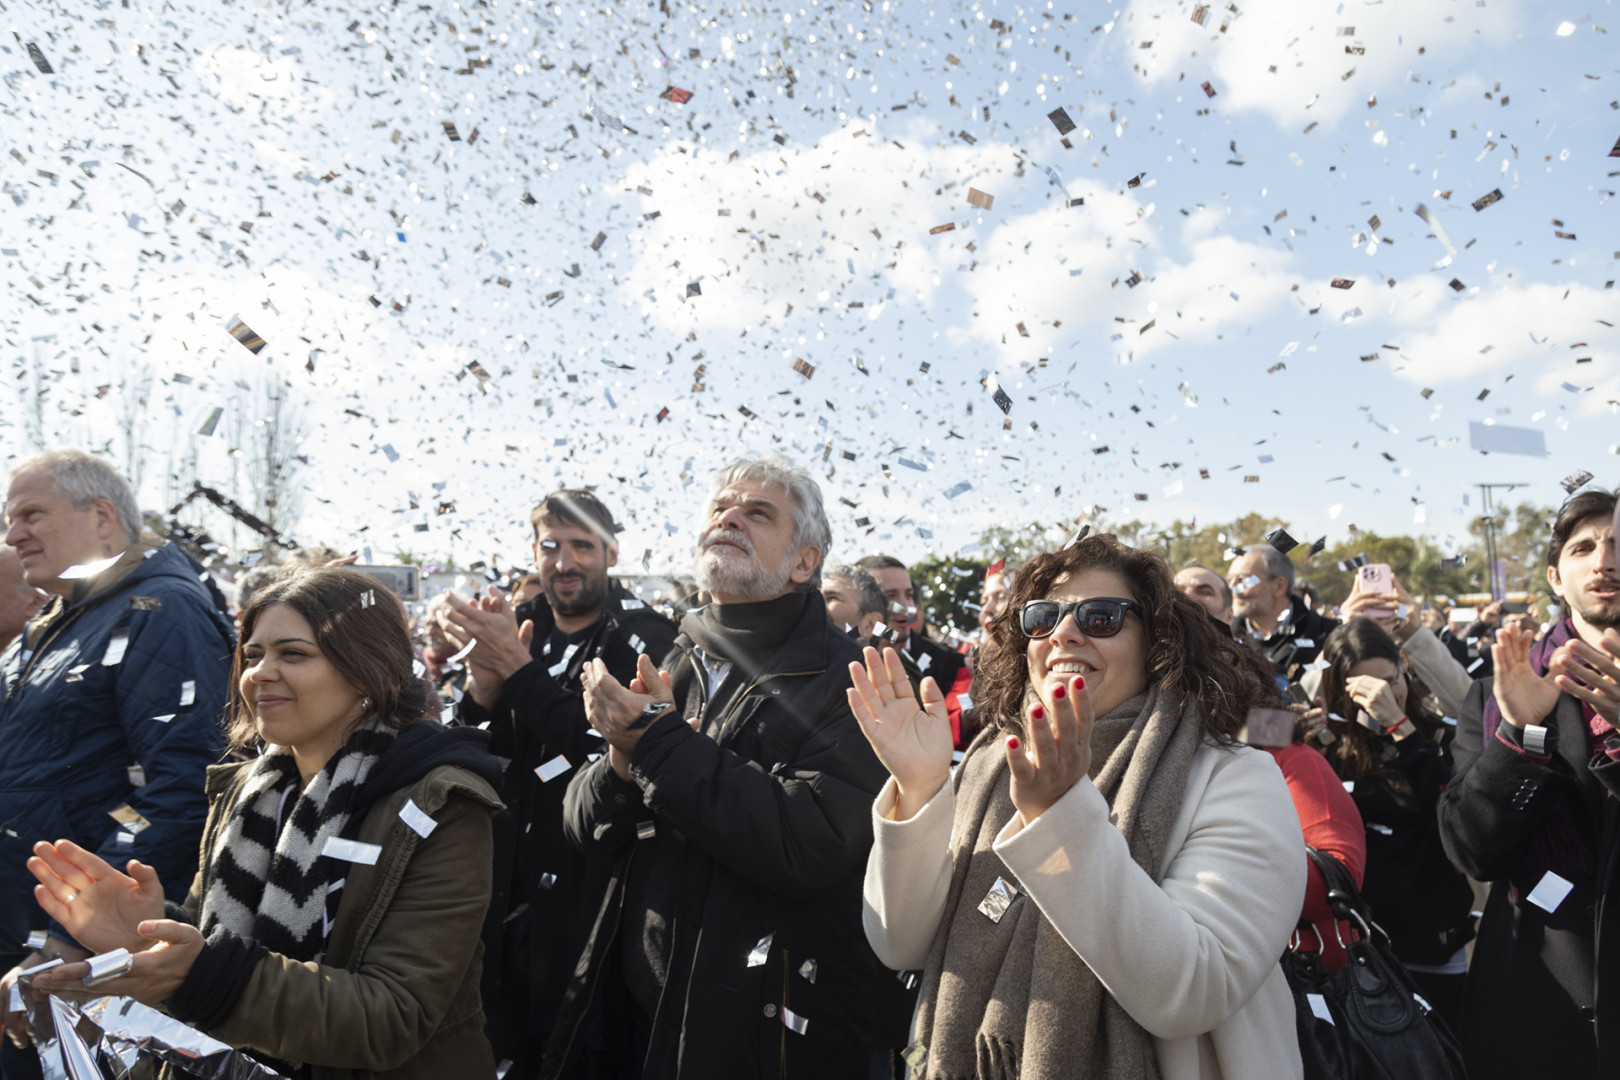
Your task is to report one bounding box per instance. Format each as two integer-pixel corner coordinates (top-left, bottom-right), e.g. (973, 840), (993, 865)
(778, 948), (789, 1079)
(714, 669), (822, 744)
(2, 606), (88, 707)
(558, 845), (637, 1068)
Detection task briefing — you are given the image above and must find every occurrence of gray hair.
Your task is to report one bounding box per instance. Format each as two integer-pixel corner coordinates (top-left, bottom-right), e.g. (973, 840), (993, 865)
(10, 448), (141, 544)
(1240, 544), (1296, 589)
(826, 564), (886, 618)
(707, 455), (832, 588)
(234, 564), (282, 611)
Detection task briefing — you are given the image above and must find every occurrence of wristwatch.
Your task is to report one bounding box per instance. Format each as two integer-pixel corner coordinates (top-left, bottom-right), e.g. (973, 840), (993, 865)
(1522, 724), (1549, 756)
(629, 701), (675, 731)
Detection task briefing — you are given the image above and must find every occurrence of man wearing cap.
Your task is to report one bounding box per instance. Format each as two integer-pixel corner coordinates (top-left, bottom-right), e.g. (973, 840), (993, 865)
(0, 450), (232, 1075)
(1438, 486), (1620, 1079)
(545, 455), (886, 1080)
(437, 489), (676, 1079)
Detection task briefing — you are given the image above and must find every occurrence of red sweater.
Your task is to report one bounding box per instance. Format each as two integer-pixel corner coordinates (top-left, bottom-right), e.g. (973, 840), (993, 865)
(1265, 743), (1368, 972)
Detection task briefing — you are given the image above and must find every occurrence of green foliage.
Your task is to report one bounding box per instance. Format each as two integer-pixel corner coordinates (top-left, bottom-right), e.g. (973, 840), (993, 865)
(909, 553), (990, 636)
(964, 502), (1557, 613)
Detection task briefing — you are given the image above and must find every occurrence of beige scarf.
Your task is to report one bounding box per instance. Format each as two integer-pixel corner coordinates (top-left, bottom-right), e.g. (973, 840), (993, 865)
(909, 683), (1203, 1080)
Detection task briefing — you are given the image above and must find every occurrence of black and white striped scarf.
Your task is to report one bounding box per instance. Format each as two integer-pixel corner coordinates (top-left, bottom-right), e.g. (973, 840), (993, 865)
(200, 721), (394, 962)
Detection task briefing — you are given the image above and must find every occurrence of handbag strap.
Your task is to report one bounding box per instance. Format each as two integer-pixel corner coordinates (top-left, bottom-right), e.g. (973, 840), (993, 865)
(1304, 845), (1389, 948)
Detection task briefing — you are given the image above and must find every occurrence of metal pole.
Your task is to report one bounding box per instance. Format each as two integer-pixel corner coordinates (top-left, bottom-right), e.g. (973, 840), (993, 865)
(1475, 482), (1527, 601)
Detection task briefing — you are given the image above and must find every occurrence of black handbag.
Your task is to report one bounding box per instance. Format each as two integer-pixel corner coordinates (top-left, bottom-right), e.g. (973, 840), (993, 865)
(1282, 846), (1468, 1080)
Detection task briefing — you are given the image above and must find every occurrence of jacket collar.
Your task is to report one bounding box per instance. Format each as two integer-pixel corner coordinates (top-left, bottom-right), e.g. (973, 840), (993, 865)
(25, 540), (168, 652)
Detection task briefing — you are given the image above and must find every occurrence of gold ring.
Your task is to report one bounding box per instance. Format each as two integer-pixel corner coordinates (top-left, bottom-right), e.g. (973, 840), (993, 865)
(62, 890), (77, 904)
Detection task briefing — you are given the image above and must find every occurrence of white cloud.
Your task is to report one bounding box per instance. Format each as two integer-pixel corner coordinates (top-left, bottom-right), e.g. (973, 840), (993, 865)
(1122, 0), (1525, 129)
(1370, 275), (1619, 413)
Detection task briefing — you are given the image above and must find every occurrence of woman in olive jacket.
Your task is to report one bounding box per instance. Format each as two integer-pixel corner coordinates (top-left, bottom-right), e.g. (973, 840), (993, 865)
(26, 569), (504, 1080)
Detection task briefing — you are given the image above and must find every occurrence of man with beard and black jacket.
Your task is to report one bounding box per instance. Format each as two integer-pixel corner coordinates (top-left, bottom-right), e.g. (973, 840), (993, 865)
(438, 490), (676, 1080)
(1438, 487), (1620, 1079)
(544, 456), (887, 1080)
(1226, 543), (1340, 680)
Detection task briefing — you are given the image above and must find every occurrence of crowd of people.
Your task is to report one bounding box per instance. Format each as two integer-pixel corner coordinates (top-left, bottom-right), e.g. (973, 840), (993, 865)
(0, 445), (1617, 1080)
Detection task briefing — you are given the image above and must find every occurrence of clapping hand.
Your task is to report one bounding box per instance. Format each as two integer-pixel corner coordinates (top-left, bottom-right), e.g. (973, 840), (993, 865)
(28, 840), (165, 956)
(583, 654), (675, 780)
(438, 587), (536, 707)
(27, 920), (204, 1008)
(847, 646), (952, 821)
(1492, 623), (1559, 729)
(1547, 629), (1620, 725)
(1006, 676), (1093, 828)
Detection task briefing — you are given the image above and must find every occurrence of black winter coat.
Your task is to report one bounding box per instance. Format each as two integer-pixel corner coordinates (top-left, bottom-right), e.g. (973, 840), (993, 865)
(1342, 730), (1475, 965)
(1437, 679), (1620, 1079)
(453, 584), (676, 1060)
(1233, 595), (1340, 679)
(543, 590), (888, 1080)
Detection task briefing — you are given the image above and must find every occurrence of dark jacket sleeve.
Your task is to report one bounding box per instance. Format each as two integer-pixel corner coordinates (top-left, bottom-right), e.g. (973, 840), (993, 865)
(102, 589), (231, 899)
(626, 683), (887, 900)
(1437, 678), (1568, 881)
(562, 754), (647, 857)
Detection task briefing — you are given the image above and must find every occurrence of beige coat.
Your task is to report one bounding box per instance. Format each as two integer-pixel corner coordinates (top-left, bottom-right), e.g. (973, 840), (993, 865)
(179, 758), (502, 1080)
(863, 741), (1306, 1080)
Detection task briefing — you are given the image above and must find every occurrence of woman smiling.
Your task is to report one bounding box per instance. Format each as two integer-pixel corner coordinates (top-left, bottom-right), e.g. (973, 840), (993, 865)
(26, 569), (505, 1080)
(851, 534), (1306, 1080)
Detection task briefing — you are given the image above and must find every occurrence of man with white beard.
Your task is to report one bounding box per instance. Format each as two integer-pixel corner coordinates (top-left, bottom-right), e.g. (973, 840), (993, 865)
(544, 456), (887, 1080)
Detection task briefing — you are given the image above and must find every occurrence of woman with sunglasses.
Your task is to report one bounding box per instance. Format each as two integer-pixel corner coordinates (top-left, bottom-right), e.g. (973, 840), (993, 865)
(850, 534), (1305, 1080)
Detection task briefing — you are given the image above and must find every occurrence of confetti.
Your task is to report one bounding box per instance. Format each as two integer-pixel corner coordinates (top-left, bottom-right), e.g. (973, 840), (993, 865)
(1330, 279), (1354, 290)
(1471, 188), (1504, 212)
(792, 358), (815, 379)
(1047, 107), (1076, 135)
(660, 86), (693, 104)
(1265, 529), (1299, 554)
(966, 188), (994, 210)
(1561, 469), (1594, 494)
(225, 315), (266, 354)
(27, 43), (54, 75)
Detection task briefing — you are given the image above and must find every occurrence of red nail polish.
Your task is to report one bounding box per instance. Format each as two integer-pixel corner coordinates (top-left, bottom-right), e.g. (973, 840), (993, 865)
(1007, 736), (1020, 750)
(1053, 683), (1066, 699)
(1031, 705), (1045, 720)
(1074, 675), (1086, 691)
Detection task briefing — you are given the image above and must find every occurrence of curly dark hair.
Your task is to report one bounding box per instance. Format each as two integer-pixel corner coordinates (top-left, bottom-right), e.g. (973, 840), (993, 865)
(226, 567), (438, 751)
(975, 534), (1283, 740)
(1318, 617), (1444, 784)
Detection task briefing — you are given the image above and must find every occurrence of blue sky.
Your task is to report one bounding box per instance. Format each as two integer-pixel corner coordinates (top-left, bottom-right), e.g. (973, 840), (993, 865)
(2, 0), (1615, 573)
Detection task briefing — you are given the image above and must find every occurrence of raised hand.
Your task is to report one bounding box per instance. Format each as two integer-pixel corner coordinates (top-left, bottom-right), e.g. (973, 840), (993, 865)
(438, 587), (536, 706)
(1548, 629), (1620, 725)
(846, 646), (953, 820)
(1006, 675), (1092, 827)
(584, 654), (673, 780)
(1345, 674), (1404, 730)
(1492, 623), (1559, 729)
(28, 840), (165, 955)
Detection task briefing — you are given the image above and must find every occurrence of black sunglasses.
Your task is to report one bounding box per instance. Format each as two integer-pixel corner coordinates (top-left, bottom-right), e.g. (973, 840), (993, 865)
(1018, 597), (1142, 640)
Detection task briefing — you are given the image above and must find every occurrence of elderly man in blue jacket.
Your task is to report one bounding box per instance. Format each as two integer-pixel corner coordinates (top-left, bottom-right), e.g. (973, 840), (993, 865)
(0, 449), (231, 1074)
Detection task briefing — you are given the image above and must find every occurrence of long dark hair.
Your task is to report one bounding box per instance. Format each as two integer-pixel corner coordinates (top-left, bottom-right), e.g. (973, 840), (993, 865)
(1319, 617), (1443, 783)
(227, 568), (437, 751)
(976, 534), (1283, 741)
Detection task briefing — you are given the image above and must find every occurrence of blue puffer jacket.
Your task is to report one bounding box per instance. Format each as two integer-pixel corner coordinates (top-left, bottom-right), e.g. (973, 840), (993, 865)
(0, 542), (234, 954)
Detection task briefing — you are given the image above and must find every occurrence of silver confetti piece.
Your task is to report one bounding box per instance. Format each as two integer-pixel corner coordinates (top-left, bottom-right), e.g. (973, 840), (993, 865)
(82, 948), (134, 987)
(746, 933), (773, 967)
(977, 876), (1019, 924)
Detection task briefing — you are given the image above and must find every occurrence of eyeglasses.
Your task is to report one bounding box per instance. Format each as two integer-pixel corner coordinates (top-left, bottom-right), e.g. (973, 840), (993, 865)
(1018, 597), (1142, 639)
